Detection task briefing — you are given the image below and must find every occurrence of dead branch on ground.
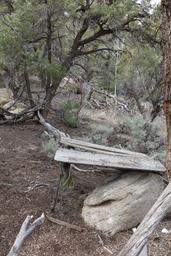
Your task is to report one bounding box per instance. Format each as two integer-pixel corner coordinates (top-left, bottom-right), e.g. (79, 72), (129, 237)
(37, 110), (67, 140)
(118, 182), (171, 256)
(46, 214), (83, 232)
(0, 104), (42, 124)
(7, 213), (45, 256)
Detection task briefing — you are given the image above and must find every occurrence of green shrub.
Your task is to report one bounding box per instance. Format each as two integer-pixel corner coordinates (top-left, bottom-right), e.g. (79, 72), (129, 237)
(64, 112), (79, 128)
(88, 123), (114, 145)
(111, 113), (166, 162)
(60, 100), (80, 128)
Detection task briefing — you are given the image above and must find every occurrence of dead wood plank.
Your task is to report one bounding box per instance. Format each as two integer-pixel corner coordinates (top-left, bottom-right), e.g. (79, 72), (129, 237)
(54, 148), (165, 172)
(60, 137), (149, 158)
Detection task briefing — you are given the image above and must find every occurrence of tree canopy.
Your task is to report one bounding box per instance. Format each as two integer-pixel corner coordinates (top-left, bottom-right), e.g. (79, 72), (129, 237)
(0, 0), (161, 118)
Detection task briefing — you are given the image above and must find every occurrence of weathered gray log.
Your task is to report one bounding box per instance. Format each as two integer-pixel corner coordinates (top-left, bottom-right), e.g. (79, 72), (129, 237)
(7, 213), (45, 256)
(37, 111), (147, 157)
(60, 136), (148, 157)
(138, 245), (148, 256)
(38, 111), (66, 139)
(54, 148), (165, 173)
(132, 228), (148, 256)
(38, 111), (165, 173)
(118, 182), (171, 256)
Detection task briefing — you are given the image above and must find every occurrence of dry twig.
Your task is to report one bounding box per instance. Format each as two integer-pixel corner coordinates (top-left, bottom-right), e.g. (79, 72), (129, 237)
(97, 233), (113, 255)
(46, 214), (83, 232)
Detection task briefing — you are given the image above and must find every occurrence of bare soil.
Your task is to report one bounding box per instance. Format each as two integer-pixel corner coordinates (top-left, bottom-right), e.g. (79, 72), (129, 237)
(1, 120), (171, 256)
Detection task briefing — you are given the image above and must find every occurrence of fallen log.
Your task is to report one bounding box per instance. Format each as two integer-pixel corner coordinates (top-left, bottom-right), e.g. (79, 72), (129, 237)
(54, 148), (165, 173)
(118, 182), (171, 256)
(38, 111), (165, 173)
(132, 228), (148, 256)
(60, 136), (148, 157)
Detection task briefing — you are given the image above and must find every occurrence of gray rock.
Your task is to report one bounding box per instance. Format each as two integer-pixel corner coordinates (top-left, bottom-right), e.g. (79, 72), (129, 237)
(0, 88), (13, 106)
(82, 172), (165, 235)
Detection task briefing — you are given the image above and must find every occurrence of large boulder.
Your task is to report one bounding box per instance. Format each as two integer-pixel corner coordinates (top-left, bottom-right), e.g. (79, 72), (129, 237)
(0, 88), (13, 106)
(82, 172), (165, 235)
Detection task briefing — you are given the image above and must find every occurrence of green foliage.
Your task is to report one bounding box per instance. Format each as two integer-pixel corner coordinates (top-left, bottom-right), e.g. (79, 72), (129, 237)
(60, 100), (80, 128)
(111, 113), (166, 162)
(64, 113), (79, 128)
(0, 0), (162, 118)
(37, 61), (66, 81)
(88, 123), (114, 145)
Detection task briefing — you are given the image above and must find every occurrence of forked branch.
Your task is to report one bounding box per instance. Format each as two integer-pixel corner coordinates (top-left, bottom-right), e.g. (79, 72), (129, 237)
(7, 213), (45, 256)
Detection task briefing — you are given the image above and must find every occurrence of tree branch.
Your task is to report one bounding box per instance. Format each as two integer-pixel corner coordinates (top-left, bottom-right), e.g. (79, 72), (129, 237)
(76, 48), (124, 56)
(7, 213), (45, 256)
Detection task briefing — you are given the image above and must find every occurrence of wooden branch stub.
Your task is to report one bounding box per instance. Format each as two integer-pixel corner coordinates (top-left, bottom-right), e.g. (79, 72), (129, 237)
(7, 213), (45, 256)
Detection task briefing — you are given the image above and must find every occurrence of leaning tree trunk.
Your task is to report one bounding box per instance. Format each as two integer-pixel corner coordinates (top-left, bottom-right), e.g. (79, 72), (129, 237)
(117, 182), (171, 256)
(23, 65), (35, 107)
(162, 0), (171, 178)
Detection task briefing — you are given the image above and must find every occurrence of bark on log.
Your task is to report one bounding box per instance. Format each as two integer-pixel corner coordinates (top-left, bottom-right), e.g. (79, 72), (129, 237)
(132, 228), (148, 256)
(7, 213), (45, 256)
(38, 111), (66, 140)
(118, 182), (171, 256)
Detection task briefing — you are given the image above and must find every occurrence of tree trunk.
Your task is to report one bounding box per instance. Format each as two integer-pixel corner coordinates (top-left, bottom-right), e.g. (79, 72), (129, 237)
(45, 1), (52, 92)
(42, 80), (61, 117)
(42, 1), (53, 117)
(116, 2), (171, 255)
(23, 66), (35, 107)
(162, 0), (171, 177)
(125, 83), (145, 118)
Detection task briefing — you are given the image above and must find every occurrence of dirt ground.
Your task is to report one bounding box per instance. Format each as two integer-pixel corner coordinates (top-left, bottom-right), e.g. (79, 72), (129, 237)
(1, 121), (171, 256)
